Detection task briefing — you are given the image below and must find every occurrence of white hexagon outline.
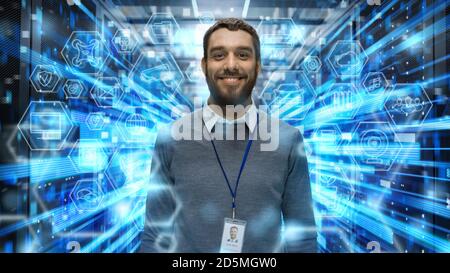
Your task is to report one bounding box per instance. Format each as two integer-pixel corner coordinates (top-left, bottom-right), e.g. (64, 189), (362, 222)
(128, 51), (184, 102)
(104, 146), (154, 190)
(312, 123), (344, 152)
(130, 197), (147, 232)
(326, 40), (368, 77)
(256, 18), (305, 70)
(351, 121), (402, 172)
(361, 71), (389, 95)
(17, 101), (74, 151)
(184, 62), (205, 83)
(111, 28), (138, 54)
(67, 139), (109, 173)
(383, 83), (433, 127)
(302, 55), (322, 73)
(89, 76), (125, 108)
(114, 106), (158, 144)
(63, 79), (85, 99)
(61, 31), (111, 76)
(29, 64), (62, 93)
(69, 178), (105, 213)
(321, 82), (363, 120)
(145, 12), (181, 45)
(312, 166), (355, 218)
(259, 70), (316, 121)
(85, 112), (106, 131)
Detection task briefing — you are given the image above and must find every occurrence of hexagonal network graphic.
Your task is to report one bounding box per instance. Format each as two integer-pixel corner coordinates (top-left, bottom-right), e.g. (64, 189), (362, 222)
(145, 12), (180, 44)
(311, 124), (343, 154)
(259, 70), (316, 122)
(302, 55), (322, 73)
(63, 79), (85, 99)
(257, 18), (305, 69)
(198, 12), (215, 25)
(112, 29), (138, 54)
(185, 61), (205, 83)
(383, 83), (433, 127)
(312, 166), (355, 218)
(321, 83), (362, 120)
(350, 121), (402, 172)
(129, 50), (184, 103)
(61, 31), (111, 75)
(69, 179), (104, 213)
(17, 101), (74, 150)
(29, 65), (62, 93)
(326, 40), (368, 77)
(130, 197), (147, 231)
(85, 112), (106, 130)
(90, 77), (125, 108)
(68, 139), (109, 173)
(115, 106), (158, 144)
(362, 72), (389, 95)
(105, 147), (153, 190)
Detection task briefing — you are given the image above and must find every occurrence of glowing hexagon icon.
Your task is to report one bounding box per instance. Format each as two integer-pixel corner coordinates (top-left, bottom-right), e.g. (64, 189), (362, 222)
(85, 112), (106, 131)
(63, 79), (85, 99)
(145, 12), (180, 44)
(349, 121), (402, 172)
(302, 55), (322, 73)
(29, 65), (62, 93)
(362, 72), (389, 95)
(185, 61), (205, 83)
(115, 106), (158, 144)
(105, 147), (154, 190)
(61, 31), (111, 75)
(312, 166), (355, 218)
(17, 101), (74, 150)
(112, 28), (138, 54)
(129, 50), (184, 103)
(321, 83), (362, 120)
(90, 77), (125, 108)
(68, 139), (109, 173)
(311, 124), (343, 154)
(326, 40), (368, 77)
(257, 18), (305, 70)
(69, 179), (104, 212)
(383, 83), (433, 127)
(198, 12), (215, 25)
(259, 70), (316, 122)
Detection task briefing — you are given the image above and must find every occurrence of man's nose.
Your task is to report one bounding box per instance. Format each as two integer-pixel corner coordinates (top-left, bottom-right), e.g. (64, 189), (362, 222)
(223, 54), (239, 71)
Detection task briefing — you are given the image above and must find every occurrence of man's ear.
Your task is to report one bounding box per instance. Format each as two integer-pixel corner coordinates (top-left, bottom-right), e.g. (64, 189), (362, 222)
(201, 57), (206, 75)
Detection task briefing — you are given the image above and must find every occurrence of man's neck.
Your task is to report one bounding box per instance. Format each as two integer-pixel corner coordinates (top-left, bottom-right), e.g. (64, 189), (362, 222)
(207, 96), (252, 120)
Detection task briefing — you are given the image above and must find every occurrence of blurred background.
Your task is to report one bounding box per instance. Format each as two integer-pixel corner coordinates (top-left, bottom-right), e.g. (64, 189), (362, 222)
(0, 0), (449, 253)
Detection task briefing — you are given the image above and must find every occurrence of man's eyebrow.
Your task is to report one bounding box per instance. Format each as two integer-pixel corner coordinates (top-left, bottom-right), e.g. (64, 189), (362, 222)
(236, 46), (253, 52)
(209, 46), (225, 52)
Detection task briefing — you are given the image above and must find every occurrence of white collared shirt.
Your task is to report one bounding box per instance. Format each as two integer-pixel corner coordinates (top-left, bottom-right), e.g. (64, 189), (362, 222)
(202, 98), (258, 134)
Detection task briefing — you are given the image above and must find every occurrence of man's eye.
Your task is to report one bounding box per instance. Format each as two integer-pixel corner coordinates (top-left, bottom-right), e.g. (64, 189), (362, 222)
(212, 53), (224, 59)
(238, 52), (249, 59)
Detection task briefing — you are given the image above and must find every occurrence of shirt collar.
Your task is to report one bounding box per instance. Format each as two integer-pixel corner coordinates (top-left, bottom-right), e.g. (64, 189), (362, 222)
(202, 97), (258, 134)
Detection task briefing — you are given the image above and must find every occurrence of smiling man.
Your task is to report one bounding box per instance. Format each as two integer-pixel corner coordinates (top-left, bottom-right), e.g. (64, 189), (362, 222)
(140, 18), (317, 253)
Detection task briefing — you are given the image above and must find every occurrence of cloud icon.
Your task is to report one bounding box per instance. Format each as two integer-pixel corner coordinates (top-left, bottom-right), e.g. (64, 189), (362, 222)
(335, 51), (361, 67)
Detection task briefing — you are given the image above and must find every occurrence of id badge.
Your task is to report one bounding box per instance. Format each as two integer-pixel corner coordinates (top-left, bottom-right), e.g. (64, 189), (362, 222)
(220, 217), (246, 253)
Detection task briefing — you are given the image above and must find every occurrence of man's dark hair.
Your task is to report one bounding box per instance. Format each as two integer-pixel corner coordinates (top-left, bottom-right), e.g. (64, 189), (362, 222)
(203, 18), (261, 62)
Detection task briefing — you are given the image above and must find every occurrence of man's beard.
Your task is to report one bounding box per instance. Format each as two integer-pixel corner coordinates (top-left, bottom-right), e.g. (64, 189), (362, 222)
(204, 65), (258, 106)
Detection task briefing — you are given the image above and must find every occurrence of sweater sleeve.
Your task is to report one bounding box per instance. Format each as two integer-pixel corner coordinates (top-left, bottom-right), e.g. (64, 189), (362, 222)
(281, 129), (317, 253)
(139, 126), (177, 253)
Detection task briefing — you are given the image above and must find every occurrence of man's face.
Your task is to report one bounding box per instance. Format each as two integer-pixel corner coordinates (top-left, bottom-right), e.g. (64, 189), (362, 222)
(202, 28), (260, 106)
(230, 227), (238, 240)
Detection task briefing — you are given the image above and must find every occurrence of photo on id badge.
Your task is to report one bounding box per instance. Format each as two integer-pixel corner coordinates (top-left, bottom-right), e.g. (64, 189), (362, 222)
(220, 218), (246, 253)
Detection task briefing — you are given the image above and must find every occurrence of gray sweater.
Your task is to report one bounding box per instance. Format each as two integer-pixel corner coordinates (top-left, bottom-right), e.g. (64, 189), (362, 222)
(140, 109), (317, 253)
